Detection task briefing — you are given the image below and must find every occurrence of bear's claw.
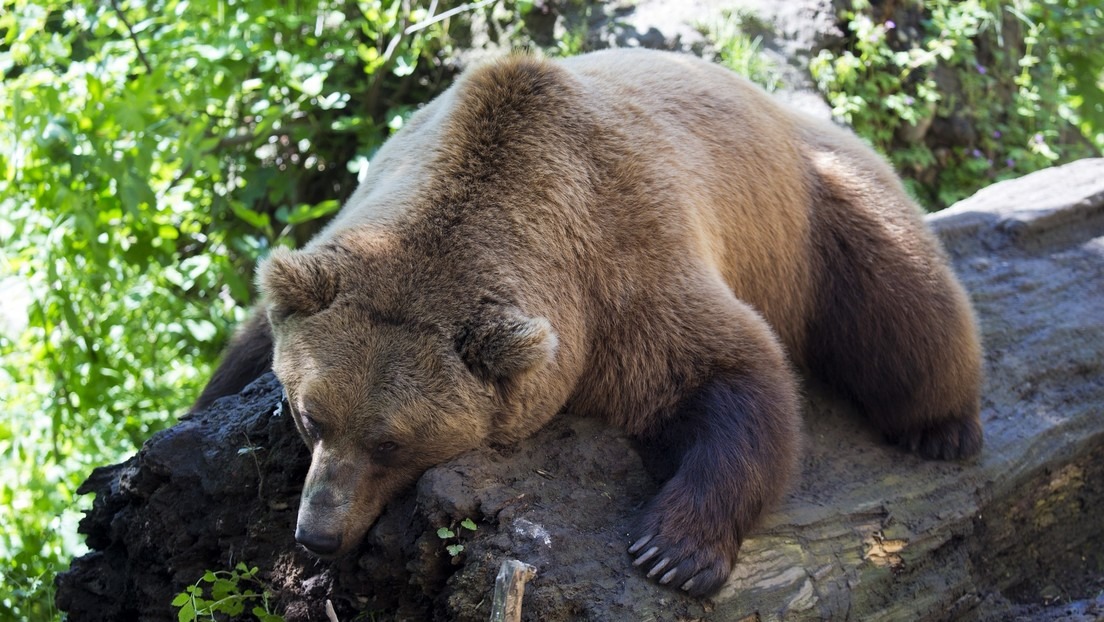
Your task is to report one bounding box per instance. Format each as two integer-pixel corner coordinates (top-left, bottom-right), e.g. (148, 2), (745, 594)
(633, 546), (659, 566)
(892, 414), (983, 461)
(629, 527), (732, 597)
(628, 534), (652, 554)
(646, 557), (670, 578)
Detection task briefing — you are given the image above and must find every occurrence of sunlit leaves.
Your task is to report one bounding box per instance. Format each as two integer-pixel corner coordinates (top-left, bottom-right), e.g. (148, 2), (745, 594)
(0, 0), (479, 618)
(809, 0), (1103, 208)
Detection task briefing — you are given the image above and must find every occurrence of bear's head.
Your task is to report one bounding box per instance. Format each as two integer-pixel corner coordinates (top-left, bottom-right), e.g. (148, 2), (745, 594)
(257, 244), (558, 557)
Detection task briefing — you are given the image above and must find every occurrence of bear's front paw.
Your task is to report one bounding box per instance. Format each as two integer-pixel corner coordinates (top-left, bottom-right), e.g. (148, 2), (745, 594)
(893, 414), (983, 460)
(628, 495), (735, 597)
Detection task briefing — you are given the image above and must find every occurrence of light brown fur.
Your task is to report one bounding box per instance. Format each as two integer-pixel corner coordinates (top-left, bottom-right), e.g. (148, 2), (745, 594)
(195, 49), (982, 595)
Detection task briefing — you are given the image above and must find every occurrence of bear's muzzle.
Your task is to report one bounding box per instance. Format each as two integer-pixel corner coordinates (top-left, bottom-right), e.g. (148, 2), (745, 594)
(294, 524), (342, 556)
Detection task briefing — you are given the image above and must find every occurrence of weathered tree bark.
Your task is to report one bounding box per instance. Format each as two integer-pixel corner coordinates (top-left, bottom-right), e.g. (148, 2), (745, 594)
(56, 159), (1104, 621)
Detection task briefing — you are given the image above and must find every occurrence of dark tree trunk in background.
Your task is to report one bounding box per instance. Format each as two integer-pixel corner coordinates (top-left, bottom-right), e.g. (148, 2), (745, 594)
(56, 160), (1104, 621)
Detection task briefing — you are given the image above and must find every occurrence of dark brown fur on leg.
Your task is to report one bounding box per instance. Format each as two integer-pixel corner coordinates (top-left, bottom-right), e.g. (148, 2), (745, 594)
(190, 311), (273, 413)
(806, 179), (983, 460)
(629, 372), (801, 597)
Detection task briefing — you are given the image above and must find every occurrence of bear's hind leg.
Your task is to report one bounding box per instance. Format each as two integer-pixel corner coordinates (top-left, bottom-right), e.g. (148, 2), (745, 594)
(807, 185), (984, 460)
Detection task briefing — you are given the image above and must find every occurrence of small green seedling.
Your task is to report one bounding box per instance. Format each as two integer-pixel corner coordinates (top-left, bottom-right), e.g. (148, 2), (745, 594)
(437, 518), (479, 558)
(171, 562), (283, 622)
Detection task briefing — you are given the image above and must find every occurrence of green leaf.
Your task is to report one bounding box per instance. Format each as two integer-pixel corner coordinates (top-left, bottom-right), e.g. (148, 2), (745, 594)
(256, 610), (285, 622)
(460, 518), (477, 531)
(210, 577), (236, 601)
(177, 600), (196, 622)
(437, 527), (455, 539)
(298, 73), (326, 97)
(158, 224), (180, 240)
(276, 200), (341, 225)
(230, 203), (272, 230)
(220, 598), (245, 617)
(184, 319), (218, 342)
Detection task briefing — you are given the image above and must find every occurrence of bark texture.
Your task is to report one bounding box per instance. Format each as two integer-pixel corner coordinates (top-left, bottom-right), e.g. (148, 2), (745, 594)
(56, 159), (1104, 621)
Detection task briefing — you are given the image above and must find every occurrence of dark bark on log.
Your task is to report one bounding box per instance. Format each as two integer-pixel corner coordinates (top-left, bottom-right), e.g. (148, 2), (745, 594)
(56, 159), (1104, 621)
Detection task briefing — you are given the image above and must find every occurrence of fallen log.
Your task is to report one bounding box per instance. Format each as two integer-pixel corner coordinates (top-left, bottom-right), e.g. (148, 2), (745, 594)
(56, 159), (1104, 621)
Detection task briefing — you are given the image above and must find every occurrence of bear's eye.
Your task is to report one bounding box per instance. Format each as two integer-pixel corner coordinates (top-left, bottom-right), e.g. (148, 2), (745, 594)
(300, 412), (323, 440)
(372, 441), (400, 466)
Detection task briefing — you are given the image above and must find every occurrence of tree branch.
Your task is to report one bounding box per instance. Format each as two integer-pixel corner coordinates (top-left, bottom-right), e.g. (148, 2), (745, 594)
(109, 0), (154, 75)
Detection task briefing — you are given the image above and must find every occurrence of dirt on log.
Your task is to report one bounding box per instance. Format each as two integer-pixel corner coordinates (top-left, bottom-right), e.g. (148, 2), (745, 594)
(56, 159), (1104, 621)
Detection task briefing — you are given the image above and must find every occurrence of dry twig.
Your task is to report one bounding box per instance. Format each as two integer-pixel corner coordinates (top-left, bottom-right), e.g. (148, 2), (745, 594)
(489, 559), (537, 622)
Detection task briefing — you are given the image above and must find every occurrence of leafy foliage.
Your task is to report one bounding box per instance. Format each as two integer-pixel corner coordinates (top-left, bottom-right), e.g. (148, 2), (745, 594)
(699, 9), (784, 92)
(808, 0), (1103, 207)
(172, 563), (283, 622)
(436, 517), (478, 558)
(0, 0), (531, 618)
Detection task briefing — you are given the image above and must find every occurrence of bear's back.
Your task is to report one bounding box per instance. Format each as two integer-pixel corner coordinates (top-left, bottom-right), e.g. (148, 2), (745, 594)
(557, 49), (819, 350)
(306, 50), (911, 356)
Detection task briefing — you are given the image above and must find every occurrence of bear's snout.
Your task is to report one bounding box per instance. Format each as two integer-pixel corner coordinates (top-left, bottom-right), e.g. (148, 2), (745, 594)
(295, 524), (342, 556)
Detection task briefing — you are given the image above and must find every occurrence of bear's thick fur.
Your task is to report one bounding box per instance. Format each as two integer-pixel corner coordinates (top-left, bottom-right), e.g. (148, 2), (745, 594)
(193, 49), (982, 596)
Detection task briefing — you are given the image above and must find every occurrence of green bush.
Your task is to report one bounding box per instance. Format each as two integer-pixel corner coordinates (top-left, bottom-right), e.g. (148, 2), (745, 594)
(809, 0), (1103, 207)
(0, 0), (535, 617)
(699, 9), (784, 92)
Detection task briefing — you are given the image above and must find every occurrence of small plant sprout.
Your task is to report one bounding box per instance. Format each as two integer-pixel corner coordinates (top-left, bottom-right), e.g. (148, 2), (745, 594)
(171, 562), (283, 622)
(436, 518), (479, 558)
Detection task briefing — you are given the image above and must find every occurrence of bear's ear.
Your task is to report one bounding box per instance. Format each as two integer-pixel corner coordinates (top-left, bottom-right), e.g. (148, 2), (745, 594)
(455, 306), (558, 384)
(257, 247), (340, 322)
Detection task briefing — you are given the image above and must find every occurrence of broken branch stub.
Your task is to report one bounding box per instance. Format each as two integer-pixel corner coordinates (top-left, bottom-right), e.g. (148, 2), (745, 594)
(489, 560), (537, 622)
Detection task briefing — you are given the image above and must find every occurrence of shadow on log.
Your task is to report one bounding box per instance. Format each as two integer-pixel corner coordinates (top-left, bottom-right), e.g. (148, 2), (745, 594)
(56, 159), (1104, 621)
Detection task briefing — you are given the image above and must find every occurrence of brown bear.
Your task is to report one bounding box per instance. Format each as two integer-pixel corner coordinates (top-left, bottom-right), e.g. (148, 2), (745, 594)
(192, 48), (983, 597)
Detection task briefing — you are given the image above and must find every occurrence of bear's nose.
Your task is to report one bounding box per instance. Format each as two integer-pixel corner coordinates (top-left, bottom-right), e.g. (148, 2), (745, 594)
(295, 526), (342, 556)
